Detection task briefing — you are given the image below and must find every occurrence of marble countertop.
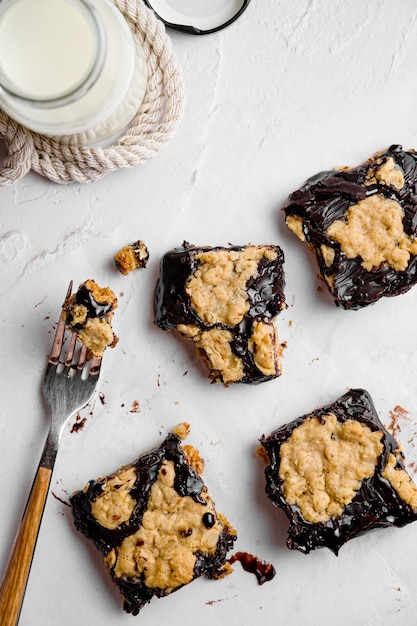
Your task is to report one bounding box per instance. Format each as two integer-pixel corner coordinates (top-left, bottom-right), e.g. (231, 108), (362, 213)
(2, 1), (417, 625)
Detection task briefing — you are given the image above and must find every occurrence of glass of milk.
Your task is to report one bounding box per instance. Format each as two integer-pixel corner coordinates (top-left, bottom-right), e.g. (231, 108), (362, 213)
(0, 0), (148, 144)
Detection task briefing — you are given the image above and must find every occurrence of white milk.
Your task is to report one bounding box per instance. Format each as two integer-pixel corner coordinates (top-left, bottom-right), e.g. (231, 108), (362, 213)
(0, 0), (148, 143)
(0, 0), (98, 100)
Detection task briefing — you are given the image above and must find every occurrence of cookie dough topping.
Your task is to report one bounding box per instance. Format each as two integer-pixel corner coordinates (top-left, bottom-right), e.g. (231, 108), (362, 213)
(91, 467), (137, 530)
(279, 413), (383, 523)
(186, 247), (278, 327)
(326, 195), (417, 272)
(366, 156), (405, 190)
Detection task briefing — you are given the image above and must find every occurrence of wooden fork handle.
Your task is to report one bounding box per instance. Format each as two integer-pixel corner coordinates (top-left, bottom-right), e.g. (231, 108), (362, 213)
(0, 466), (52, 626)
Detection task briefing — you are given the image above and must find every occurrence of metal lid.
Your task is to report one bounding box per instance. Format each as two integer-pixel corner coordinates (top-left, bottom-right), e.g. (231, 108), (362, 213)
(143, 0), (251, 35)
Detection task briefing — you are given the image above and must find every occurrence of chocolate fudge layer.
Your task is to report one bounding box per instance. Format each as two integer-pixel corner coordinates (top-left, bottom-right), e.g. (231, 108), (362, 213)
(283, 145), (417, 309)
(259, 389), (417, 555)
(63, 279), (118, 358)
(154, 242), (286, 385)
(70, 424), (237, 615)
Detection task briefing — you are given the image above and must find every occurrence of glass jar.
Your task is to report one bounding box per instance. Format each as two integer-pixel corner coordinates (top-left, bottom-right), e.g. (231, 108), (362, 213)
(0, 0), (148, 144)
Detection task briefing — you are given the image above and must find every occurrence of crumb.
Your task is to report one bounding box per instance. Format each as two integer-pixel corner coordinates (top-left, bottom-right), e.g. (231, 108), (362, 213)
(172, 422), (191, 441)
(114, 240), (149, 275)
(70, 416), (87, 433)
(388, 405), (410, 438)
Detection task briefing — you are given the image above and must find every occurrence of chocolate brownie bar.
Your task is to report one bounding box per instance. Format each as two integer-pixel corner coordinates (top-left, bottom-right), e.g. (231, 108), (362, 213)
(63, 279), (118, 357)
(114, 240), (149, 275)
(283, 145), (417, 309)
(258, 389), (417, 555)
(70, 424), (237, 615)
(154, 242), (286, 385)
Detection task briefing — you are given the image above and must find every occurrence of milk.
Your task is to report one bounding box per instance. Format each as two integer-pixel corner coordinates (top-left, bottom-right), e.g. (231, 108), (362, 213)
(0, 0), (98, 100)
(0, 0), (148, 143)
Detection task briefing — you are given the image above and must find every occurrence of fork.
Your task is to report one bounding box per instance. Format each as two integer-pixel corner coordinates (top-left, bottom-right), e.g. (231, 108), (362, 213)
(0, 281), (102, 626)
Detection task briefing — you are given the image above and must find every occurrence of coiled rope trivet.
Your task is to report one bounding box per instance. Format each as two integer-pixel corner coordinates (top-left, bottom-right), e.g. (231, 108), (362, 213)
(0, 0), (185, 187)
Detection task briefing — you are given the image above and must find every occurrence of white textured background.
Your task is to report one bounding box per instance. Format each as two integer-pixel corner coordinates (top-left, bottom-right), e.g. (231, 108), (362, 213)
(2, 1), (417, 625)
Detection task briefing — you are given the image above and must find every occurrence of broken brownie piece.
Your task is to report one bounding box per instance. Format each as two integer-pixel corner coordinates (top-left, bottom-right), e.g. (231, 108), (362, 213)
(63, 279), (118, 358)
(154, 242), (286, 385)
(258, 389), (417, 555)
(283, 144), (417, 309)
(70, 424), (237, 615)
(114, 240), (149, 275)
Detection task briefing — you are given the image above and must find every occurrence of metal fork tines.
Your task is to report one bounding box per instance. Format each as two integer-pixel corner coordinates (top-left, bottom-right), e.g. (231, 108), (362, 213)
(41, 319), (101, 468)
(0, 280), (102, 626)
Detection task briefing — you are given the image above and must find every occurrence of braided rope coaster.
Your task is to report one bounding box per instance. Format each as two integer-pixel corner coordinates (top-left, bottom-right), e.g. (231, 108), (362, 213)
(0, 0), (185, 187)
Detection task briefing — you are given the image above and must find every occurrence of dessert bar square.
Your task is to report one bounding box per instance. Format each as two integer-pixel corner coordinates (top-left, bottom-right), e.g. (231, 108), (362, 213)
(70, 424), (237, 615)
(258, 389), (417, 554)
(154, 242), (286, 385)
(283, 145), (417, 309)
